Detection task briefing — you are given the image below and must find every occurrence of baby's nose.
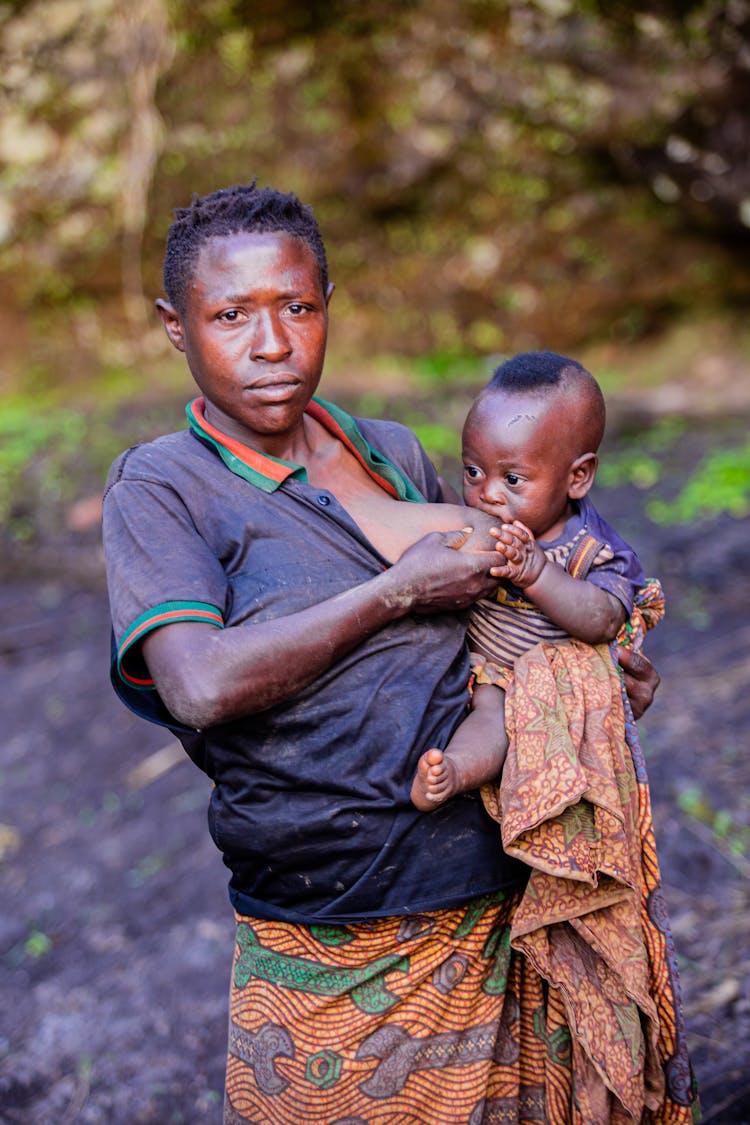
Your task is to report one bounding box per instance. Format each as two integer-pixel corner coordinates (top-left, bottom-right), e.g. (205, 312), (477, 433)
(480, 480), (506, 504)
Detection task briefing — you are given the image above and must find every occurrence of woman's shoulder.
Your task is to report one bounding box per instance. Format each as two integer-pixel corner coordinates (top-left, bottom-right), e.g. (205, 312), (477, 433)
(105, 429), (203, 491)
(354, 414), (422, 450)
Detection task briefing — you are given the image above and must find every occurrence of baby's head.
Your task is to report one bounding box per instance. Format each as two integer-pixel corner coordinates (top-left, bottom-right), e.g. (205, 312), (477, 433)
(461, 351), (606, 541)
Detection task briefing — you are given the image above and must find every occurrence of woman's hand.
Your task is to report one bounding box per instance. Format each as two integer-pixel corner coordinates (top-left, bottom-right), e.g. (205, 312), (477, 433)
(388, 528), (501, 613)
(617, 645), (660, 719)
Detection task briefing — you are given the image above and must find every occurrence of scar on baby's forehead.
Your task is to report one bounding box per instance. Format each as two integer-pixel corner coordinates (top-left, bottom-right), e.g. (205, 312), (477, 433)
(508, 413), (536, 426)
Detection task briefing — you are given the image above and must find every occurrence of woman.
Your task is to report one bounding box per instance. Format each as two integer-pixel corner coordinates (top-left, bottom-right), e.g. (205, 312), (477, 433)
(103, 181), (696, 1123)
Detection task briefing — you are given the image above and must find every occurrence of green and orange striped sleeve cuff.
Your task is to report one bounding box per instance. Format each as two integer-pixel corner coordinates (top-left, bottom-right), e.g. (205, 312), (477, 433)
(116, 600), (224, 689)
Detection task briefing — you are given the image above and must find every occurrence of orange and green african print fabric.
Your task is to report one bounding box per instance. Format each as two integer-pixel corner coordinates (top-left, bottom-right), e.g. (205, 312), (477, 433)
(226, 891), (576, 1124)
(225, 883), (698, 1122)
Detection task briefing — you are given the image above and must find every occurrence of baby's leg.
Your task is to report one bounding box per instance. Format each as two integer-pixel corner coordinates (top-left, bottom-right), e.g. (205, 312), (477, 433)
(411, 684), (508, 812)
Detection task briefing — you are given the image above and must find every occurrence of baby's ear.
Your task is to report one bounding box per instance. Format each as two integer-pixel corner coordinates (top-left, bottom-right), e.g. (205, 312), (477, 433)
(568, 452), (598, 499)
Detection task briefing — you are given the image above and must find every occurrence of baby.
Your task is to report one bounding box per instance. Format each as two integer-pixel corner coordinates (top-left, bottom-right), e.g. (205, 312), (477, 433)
(344, 350), (659, 810)
(347, 350), (671, 1116)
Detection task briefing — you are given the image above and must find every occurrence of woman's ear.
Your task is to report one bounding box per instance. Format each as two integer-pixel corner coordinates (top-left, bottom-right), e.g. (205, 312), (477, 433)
(155, 298), (186, 352)
(568, 452), (598, 499)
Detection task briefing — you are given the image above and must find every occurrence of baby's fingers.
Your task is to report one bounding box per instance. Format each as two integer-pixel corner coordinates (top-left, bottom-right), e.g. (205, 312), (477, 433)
(490, 525), (520, 553)
(492, 522), (531, 545)
(507, 520), (534, 544)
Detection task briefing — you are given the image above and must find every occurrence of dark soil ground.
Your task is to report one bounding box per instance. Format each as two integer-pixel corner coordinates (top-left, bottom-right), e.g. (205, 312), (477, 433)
(1, 410), (749, 1124)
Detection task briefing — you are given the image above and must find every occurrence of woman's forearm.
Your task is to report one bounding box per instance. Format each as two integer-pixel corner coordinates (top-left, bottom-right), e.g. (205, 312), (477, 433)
(142, 528), (503, 728)
(143, 572), (405, 727)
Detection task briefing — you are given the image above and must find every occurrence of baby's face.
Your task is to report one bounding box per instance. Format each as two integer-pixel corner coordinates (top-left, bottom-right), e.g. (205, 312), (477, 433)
(461, 390), (578, 542)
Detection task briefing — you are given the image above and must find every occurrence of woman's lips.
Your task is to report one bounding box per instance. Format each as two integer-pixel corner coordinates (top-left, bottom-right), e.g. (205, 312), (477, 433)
(246, 376), (301, 399)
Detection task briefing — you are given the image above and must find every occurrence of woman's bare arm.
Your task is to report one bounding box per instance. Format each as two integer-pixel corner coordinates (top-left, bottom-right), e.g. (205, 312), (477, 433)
(142, 528), (503, 728)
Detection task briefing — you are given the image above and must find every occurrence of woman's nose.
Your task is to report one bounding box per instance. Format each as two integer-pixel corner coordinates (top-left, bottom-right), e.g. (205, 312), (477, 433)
(249, 311), (291, 361)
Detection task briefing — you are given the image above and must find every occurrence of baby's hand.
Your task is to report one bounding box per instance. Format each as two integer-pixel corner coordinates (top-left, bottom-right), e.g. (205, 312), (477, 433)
(489, 521), (546, 588)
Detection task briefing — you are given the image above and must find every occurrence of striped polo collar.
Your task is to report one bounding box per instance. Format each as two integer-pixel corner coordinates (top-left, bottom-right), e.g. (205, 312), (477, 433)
(186, 396), (425, 501)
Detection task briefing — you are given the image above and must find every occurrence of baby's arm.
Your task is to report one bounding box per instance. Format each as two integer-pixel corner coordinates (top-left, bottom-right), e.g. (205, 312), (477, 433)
(411, 684), (508, 811)
(491, 521), (627, 644)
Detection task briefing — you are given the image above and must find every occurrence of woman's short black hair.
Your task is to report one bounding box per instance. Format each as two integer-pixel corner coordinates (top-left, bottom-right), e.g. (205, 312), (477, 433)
(162, 180), (329, 312)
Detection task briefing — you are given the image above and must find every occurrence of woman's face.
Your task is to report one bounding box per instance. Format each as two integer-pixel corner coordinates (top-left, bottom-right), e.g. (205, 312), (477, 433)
(159, 230), (333, 451)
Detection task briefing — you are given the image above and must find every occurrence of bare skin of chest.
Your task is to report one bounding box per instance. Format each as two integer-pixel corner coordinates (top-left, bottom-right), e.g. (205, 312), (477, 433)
(304, 438), (495, 563)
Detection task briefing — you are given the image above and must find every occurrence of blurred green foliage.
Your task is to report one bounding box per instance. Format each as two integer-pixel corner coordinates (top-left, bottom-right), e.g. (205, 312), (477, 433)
(0, 401), (87, 538)
(0, 382), (185, 546)
(648, 443), (750, 523)
(677, 783), (750, 860)
(594, 413), (750, 524)
(23, 930), (52, 960)
(597, 418), (689, 491)
(0, 0), (748, 556)
(1, 0), (749, 382)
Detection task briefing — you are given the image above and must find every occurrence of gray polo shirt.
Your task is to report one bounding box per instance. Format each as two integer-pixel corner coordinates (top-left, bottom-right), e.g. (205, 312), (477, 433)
(103, 396), (527, 922)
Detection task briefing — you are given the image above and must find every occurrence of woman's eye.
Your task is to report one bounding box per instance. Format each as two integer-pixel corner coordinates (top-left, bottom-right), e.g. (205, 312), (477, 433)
(287, 303), (308, 315)
(219, 309), (240, 322)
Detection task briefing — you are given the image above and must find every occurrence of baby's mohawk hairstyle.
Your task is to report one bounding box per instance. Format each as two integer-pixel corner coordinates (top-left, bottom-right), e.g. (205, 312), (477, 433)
(162, 180), (328, 312)
(488, 350), (585, 393)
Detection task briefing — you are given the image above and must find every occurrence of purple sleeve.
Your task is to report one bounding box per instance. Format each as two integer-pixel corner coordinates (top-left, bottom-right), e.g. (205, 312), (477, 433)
(584, 503), (646, 614)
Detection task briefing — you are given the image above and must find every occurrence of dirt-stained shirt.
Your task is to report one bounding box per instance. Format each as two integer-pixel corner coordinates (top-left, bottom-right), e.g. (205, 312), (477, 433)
(103, 396), (527, 923)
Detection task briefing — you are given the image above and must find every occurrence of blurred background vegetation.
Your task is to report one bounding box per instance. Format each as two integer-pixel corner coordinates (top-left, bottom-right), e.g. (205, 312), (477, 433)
(1, 0), (749, 559)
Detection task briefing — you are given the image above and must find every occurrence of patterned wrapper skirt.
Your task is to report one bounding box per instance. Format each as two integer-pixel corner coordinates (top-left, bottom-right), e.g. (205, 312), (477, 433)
(224, 888), (698, 1124)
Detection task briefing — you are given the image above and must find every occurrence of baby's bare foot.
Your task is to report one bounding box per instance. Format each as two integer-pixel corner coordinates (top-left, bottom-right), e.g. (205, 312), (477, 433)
(411, 747), (462, 811)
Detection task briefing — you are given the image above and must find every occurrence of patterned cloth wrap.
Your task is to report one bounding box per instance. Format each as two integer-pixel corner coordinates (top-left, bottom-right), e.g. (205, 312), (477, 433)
(226, 832), (697, 1124)
(477, 578), (699, 1122)
(225, 884), (697, 1125)
(226, 891), (576, 1123)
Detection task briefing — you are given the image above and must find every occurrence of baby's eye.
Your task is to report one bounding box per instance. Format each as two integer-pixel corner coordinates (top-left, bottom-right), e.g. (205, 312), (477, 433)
(505, 473), (520, 486)
(463, 465), (481, 480)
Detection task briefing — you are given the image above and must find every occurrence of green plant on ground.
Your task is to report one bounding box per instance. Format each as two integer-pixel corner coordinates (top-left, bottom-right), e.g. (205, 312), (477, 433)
(596, 451), (662, 491)
(677, 784), (750, 861)
(0, 401), (88, 538)
(24, 929), (52, 959)
(597, 417), (688, 491)
(597, 415), (750, 526)
(647, 442), (750, 524)
(0, 379), (186, 545)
